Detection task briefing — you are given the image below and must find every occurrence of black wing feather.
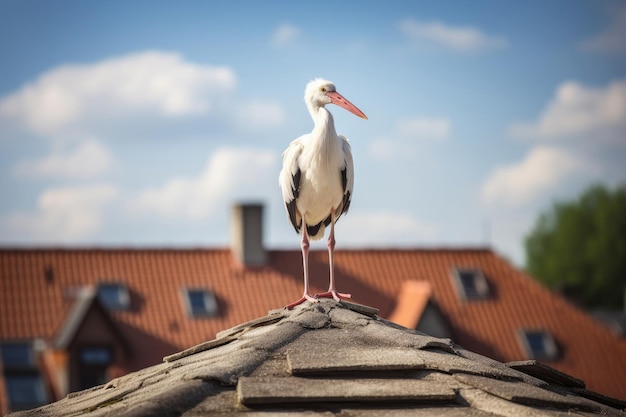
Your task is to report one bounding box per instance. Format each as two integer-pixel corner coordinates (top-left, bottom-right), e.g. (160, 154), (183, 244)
(339, 167), (351, 216)
(286, 169), (301, 233)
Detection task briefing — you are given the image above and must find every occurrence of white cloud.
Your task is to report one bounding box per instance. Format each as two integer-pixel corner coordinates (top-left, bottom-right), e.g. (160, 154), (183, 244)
(339, 211), (437, 245)
(13, 139), (113, 179)
(0, 51), (237, 135)
(509, 78), (626, 139)
(581, 5), (626, 53)
(271, 24), (300, 47)
(4, 184), (118, 240)
(132, 147), (277, 220)
(398, 19), (507, 52)
(481, 146), (588, 207)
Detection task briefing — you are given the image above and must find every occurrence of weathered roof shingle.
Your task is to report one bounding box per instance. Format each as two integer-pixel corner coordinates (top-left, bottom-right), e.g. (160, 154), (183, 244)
(8, 300), (625, 416)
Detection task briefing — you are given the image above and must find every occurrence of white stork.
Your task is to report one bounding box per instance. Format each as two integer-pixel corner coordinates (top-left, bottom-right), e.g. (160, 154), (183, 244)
(279, 78), (367, 309)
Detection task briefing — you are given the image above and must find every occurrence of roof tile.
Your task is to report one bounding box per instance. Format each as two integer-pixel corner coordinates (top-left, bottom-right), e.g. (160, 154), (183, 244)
(419, 349), (527, 381)
(237, 376), (457, 405)
(459, 387), (576, 417)
(455, 374), (605, 413)
(287, 347), (426, 374)
(507, 360), (586, 388)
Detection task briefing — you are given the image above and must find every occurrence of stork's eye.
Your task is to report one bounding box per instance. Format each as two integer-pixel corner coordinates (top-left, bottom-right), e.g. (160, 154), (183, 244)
(320, 87), (327, 93)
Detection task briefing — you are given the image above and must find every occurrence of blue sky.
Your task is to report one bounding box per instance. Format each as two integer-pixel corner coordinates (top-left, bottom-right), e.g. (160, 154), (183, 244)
(1, 0), (625, 266)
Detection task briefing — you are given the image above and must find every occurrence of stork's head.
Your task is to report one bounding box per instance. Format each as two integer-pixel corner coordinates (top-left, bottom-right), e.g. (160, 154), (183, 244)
(304, 78), (367, 120)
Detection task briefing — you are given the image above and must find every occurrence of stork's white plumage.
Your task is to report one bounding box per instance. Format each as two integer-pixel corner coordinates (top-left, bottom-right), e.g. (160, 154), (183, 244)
(279, 78), (367, 309)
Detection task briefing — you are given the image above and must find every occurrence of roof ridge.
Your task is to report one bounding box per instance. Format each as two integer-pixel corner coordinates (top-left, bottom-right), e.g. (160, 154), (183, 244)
(0, 246), (494, 253)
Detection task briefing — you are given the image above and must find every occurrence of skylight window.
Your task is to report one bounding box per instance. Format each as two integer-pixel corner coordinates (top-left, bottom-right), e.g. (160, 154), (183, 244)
(97, 283), (130, 311)
(452, 268), (490, 300)
(183, 288), (218, 318)
(519, 329), (559, 361)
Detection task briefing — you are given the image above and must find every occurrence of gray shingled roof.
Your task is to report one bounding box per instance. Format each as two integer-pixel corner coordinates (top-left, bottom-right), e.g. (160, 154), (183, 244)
(10, 300), (625, 416)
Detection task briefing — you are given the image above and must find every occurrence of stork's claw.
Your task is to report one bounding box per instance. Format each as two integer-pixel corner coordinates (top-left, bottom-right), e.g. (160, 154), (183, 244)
(316, 290), (352, 302)
(285, 294), (318, 309)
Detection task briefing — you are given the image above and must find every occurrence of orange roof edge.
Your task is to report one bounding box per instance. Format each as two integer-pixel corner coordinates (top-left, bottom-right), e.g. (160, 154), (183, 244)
(388, 280), (432, 329)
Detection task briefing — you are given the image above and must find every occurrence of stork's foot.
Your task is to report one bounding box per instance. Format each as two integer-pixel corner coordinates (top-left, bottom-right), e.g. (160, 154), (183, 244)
(316, 290), (352, 302)
(285, 293), (318, 309)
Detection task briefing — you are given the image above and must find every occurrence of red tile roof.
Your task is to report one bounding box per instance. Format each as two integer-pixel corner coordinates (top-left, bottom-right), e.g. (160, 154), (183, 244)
(1, 247), (625, 410)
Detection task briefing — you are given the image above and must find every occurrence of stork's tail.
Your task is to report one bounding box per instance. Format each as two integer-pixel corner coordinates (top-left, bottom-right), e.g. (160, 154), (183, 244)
(305, 216), (332, 241)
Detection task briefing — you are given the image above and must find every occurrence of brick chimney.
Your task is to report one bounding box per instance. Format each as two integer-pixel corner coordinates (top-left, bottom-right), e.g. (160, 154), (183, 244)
(231, 203), (267, 266)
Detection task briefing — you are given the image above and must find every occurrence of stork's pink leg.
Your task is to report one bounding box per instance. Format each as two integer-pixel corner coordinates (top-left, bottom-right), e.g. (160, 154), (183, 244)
(317, 212), (351, 302)
(286, 217), (318, 309)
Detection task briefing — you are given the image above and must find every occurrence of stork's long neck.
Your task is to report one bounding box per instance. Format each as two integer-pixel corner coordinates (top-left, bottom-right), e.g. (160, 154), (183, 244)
(309, 106), (340, 165)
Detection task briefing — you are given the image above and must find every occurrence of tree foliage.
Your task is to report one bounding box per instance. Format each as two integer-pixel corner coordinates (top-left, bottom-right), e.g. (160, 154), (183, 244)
(525, 184), (626, 310)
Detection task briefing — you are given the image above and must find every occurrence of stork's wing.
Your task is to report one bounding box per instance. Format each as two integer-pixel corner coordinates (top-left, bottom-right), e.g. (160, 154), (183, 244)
(278, 136), (305, 232)
(338, 135), (354, 217)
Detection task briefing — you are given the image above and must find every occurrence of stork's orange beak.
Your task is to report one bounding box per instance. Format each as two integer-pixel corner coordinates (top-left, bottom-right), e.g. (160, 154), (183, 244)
(327, 91), (368, 120)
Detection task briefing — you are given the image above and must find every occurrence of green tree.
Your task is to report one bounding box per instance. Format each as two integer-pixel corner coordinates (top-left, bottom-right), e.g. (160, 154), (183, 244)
(525, 184), (626, 310)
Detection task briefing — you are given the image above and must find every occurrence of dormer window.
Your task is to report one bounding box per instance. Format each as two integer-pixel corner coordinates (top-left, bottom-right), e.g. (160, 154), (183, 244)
(452, 268), (490, 300)
(183, 288), (218, 318)
(97, 283), (130, 311)
(519, 329), (558, 361)
(1, 342), (47, 410)
(79, 347), (113, 390)
(0, 342), (37, 370)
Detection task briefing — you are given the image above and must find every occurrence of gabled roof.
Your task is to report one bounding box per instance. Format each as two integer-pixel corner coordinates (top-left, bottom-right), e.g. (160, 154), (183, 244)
(8, 300), (625, 416)
(1, 247), (625, 402)
(54, 286), (129, 352)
